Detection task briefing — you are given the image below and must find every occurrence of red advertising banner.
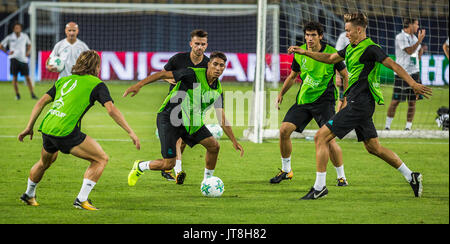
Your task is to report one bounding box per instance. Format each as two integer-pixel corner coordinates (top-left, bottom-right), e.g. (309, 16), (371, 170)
(39, 51), (296, 82)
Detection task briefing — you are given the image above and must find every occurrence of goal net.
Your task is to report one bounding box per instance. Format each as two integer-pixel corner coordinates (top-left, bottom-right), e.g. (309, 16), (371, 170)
(246, 0), (449, 142)
(29, 2), (279, 83)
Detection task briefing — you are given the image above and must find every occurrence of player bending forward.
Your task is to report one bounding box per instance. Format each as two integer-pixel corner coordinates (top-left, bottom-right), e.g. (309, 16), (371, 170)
(288, 12), (431, 200)
(124, 51), (244, 186)
(18, 50), (140, 210)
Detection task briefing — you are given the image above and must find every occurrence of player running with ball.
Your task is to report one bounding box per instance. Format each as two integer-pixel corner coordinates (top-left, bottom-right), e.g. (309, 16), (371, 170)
(288, 13), (432, 200)
(159, 29), (210, 183)
(124, 51), (244, 186)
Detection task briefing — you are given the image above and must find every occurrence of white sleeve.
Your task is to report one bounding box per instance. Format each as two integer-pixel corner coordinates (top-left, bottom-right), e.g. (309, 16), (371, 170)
(25, 34), (31, 45)
(335, 39), (345, 51)
(49, 41), (60, 57)
(446, 38), (449, 45)
(335, 33), (348, 51)
(396, 34), (410, 51)
(0, 35), (9, 47)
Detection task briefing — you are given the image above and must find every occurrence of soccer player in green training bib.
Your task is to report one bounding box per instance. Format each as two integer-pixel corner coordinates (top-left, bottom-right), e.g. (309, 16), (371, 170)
(124, 51), (243, 187)
(18, 50), (141, 210)
(288, 13), (432, 200)
(271, 21), (350, 187)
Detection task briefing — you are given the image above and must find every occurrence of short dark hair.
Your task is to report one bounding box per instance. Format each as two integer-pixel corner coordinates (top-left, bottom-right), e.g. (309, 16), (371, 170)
(12, 22), (23, 29)
(191, 29), (208, 39)
(209, 51), (227, 63)
(403, 18), (418, 28)
(344, 12), (368, 28)
(304, 21), (324, 36)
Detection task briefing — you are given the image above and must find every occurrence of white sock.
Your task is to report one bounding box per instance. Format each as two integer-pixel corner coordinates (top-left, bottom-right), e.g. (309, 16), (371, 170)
(397, 163), (413, 182)
(385, 116), (394, 129)
(405, 122), (412, 130)
(77, 178), (96, 202)
(204, 168), (214, 180)
(313, 172), (327, 190)
(174, 160), (182, 175)
(25, 178), (37, 197)
(281, 157), (291, 173)
(335, 165), (346, 179)
(138, 161), (151, 171)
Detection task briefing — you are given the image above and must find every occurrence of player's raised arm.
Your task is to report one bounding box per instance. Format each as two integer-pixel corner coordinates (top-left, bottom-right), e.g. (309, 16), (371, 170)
(215, 108), (244, 157)
(123, 70), (174, 97)
(382, 57), (432, 98)
(288, 46), (344, 64)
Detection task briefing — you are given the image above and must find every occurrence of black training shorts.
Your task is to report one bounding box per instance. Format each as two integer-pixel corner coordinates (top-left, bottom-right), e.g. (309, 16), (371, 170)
(42, 128), (87, 154)
(283, 100), (336, 133)
(157, 110), (212, 159)
(10, 58), (29, 76)
(325, 98), (378, 142)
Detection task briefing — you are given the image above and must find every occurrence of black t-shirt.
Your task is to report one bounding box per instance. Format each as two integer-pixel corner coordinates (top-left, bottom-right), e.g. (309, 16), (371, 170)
(164, 52), (210, 91)
(46, 82), (113, 106)
(162, 68), (223, 114)
(337, 44), (388, 102)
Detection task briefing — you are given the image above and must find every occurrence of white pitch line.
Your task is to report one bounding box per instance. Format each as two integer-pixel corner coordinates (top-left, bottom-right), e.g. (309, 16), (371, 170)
(1, 135), (448, 145)
(264, 139), (449, 145)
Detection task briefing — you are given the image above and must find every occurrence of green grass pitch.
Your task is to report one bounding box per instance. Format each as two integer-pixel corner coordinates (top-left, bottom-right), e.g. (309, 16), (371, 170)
(0, 81), (448, 224)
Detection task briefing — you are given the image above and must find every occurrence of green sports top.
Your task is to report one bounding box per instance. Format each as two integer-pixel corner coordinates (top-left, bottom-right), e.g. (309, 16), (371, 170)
(158, 67), (223, 135)
(39, 74), (111, 137)
(294, 43), (340, 105)
(343, 38), (385, 105)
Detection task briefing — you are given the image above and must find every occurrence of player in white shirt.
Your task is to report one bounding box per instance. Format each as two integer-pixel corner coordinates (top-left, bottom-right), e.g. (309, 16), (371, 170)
(0, 22), (37, 100)
(334, 31), (350, 110)
(46, 22), (89, 79)
(385, 18), (426, 131)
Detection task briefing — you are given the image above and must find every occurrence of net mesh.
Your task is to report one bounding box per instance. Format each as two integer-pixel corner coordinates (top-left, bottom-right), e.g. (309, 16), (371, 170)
(260, 0), (449, 138)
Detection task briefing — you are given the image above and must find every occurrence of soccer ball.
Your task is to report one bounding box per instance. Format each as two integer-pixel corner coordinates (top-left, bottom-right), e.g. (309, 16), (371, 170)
(206, 124), (223, 140)
(200, 176), (224, 197)
(48, 56), (65, 72)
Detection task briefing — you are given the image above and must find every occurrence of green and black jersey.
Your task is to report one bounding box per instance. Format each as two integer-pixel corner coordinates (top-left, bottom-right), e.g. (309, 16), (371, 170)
(291, 42), (346, 105)
(337, 38), (388, 105)
(39, 74), (113, 137)
(158, 67), (224, 135)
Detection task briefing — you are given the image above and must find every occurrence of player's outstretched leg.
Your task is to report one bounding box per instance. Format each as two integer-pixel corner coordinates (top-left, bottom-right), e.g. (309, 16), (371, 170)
(363, 137), (423, 197)
(128, 160), (145, 186)
(129, 158), (176, 186)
